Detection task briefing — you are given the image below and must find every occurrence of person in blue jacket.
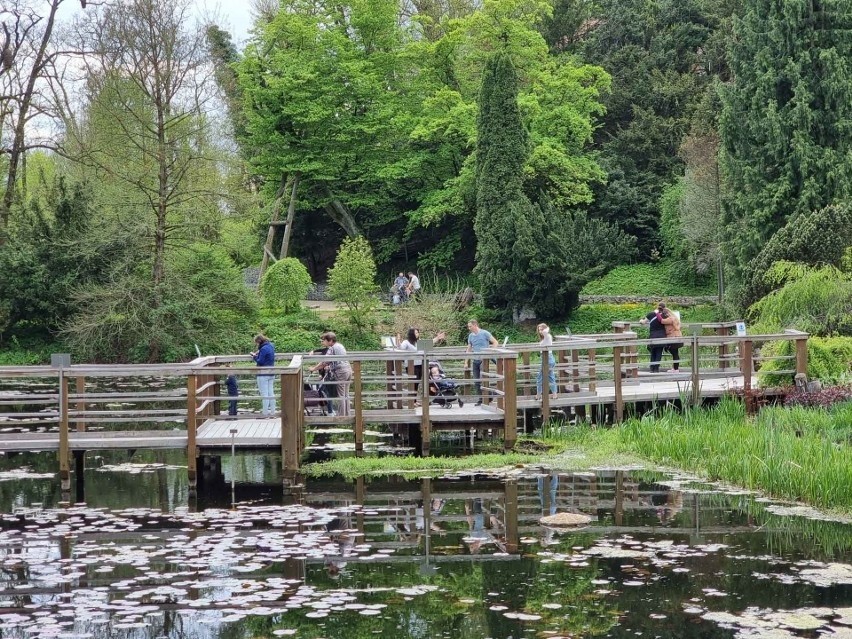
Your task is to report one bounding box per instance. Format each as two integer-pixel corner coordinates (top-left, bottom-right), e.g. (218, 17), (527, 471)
(251, 334), (276, 415)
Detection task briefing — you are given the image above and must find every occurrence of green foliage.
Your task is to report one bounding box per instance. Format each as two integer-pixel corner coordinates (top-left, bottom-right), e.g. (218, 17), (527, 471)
(758, 337), (852, 385)
(581, 261), (717, 296)
(659, 181), (686, 260)
(473, 51), (537, 314)
(719, 0), (852, 284)
(743, 204), (852, 305)
(563, 0), (730, 254)
(567, 303), (719, 335)
(749, 263), (852, 336)
(0, 179), (111, 336)
(258, 308), (331, 354)
(473, 51), (630, 318)
(384, 292), (467, 346)
(327, 236), (380, 336)
(62, 247), (258, 363)
(260, 258), (313, 313)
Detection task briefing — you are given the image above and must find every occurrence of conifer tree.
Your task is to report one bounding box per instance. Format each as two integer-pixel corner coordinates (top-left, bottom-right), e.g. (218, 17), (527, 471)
(719, 0), (852, 285)
(473, 51), (539, 313)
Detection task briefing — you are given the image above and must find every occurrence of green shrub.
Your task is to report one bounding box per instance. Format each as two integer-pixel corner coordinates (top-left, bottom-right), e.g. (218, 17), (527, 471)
(259, 258), (313, 313)
(749, 263), (852, 336)
(758, 336), (852, 385)
(744, 203), (852, 305)
(62, 246), (258, 363)
(567, 303), (719, 335)
(581, 260), (717, 296)
(327, 236), (380, 337)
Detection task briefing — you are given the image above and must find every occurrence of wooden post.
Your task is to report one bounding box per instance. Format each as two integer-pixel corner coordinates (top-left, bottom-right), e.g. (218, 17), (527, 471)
(482, 358), (491, 405)
(186, 375), (198, 487)
(353, 361), (364, 452)
(557, 348), (567, 394)
(504, 480), (519, 553)
(795, 335), (808, 377)
(571, 348), (580, 392)
(588, 348), (597, 392)
(407, 360), (415, 409)
(75, 376), (86, 432)
(394, 360), (403, 409)
(613, 346), (623, 423)
(421, 354), (431, 456)
(281, 368), (303, 472)
(496, 358), (505, 411)
(740, 339), (753, 414)
(716, 326), (728, 370)
(691, 334), (701, 407)
(540, 354), (550, 423)
(386, 361), (395, 409)
(503, 357), (517, 450)
(522, 352), (531, 396)
(58, 370), (70, 490)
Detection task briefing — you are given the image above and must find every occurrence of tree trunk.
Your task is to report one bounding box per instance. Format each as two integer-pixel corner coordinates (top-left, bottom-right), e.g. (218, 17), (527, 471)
(259, 173), (290, 280)
(0, 0), (61, 233)
(323, 189), (362, 237)
(154, 104), (168, 287)
(279, 172), (300, 259)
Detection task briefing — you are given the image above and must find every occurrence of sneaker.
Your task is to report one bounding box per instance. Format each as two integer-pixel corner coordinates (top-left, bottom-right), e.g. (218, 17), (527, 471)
(328, 410), (337, 417)
(475, 400), (482, 407)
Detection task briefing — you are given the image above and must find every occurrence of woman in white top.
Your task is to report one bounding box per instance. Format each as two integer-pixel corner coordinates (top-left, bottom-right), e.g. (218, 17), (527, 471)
(536, 323), (558, 400)
(398, 327), (422, 401)
(397, 327), (447, 404)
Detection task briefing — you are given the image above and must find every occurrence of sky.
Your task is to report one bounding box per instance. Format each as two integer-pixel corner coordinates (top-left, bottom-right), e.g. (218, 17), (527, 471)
(58, 0), (255, 47)
(197, 0), (255, 46)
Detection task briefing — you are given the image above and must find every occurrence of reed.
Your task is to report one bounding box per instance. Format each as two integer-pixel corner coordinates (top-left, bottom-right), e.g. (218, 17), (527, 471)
(553, 398), (852, 510)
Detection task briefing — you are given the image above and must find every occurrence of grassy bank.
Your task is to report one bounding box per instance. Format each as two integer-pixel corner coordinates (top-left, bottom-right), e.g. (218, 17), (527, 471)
(543, 398), (852, 511)
(304, 398), (852, 512)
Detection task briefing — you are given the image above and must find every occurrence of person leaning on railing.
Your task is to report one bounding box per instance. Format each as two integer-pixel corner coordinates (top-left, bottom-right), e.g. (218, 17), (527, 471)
(310, 332), (353, 417)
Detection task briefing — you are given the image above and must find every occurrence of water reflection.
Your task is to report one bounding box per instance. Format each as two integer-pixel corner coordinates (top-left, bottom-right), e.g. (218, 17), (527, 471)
(0, 455), (850, 638)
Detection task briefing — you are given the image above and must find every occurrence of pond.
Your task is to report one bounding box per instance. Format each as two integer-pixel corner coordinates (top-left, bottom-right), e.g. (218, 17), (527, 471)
(0, 450), (850, 639)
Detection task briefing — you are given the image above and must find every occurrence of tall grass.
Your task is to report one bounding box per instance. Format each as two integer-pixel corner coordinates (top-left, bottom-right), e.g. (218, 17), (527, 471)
(553, 398), (852, 510)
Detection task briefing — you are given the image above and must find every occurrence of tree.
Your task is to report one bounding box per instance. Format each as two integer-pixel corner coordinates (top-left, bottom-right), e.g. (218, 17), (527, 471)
(719, 0), (852, 286)
(473, 51), (539, 313)
(327, 236), (380, 336)
(558, 0), (732, 255)
(0, 0), (68, 230)
(743, 203), (852, 305)
(260, 258), (313, 315)
(66, 0), (217, 286)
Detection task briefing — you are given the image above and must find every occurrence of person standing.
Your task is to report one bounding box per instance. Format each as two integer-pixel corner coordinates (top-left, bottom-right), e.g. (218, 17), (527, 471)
(393, 272), (409, 303)
(320, 332), (353, 416)
(536, 323), (558, 400)
(250, 334), (276, 415)
(406, 271), (421, 299)
(466, 319), (498, 405)
(639, 304), (667, 373)
(658, 302), (683, 371)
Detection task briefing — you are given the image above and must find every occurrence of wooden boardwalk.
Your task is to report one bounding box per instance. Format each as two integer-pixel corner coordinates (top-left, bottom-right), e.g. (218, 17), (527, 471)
(0, 323), (808, 483)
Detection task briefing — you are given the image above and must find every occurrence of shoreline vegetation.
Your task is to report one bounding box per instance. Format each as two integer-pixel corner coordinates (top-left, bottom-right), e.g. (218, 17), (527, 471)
(305, 398), (852, 513)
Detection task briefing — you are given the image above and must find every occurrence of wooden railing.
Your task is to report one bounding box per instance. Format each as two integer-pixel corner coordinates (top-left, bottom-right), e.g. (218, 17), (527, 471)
(0, 329), (810, 480)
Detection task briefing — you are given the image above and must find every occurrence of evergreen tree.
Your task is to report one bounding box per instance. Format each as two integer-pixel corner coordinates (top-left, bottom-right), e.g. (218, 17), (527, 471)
(473, 51), (539, 313)
(719, 0), (852, 287)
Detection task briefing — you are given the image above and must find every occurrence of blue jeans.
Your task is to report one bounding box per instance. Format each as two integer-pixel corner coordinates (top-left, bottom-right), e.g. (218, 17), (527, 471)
(537, 355), (557, 395)
(257, 374), (275, 415)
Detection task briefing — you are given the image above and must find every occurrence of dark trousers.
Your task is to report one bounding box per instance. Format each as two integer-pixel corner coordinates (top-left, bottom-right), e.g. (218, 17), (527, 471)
(666, 345), (680, 370)
(225, 375), (239, 415)
(649, 346), (664, 373)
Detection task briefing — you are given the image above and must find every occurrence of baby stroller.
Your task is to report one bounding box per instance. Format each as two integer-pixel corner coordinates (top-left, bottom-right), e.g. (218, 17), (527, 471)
(428, 361), (464, 408)
(304, 372), (328, 416)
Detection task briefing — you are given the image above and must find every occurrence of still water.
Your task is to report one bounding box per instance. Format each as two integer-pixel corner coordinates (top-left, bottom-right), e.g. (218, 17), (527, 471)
(0, 450), (850, 639)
